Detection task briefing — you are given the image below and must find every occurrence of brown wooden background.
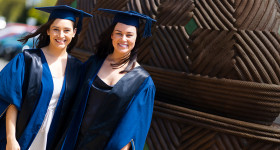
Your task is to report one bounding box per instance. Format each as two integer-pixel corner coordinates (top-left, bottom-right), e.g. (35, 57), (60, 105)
(56, 0), (280, 149)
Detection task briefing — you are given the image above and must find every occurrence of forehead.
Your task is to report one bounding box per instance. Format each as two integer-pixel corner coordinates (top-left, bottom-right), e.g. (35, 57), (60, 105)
(50, 18), (74, 28)
(114, 22), (137, 33)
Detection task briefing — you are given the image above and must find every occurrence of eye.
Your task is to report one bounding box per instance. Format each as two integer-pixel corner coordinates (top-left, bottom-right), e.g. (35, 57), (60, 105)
(126, 34), (133, 37)
(53, 28), (59, 31)
(116, 33), (122, 35)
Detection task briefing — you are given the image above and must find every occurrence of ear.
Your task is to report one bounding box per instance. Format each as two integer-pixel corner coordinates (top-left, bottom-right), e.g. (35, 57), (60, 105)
(47, 29), (50, 35)
(73, 28), (77, 37)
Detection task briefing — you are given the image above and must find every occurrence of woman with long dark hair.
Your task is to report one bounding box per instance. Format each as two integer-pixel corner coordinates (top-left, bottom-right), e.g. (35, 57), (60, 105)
(0, 5), (92, 150)
(58, 8), (156, 150)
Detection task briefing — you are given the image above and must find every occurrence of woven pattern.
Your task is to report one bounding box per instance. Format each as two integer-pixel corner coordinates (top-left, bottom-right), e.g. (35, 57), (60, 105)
(147, 101), (280, 149)
(234, 30), (280, 84)
(54, 0), (280, 149)
(67, 0), (280, 125)
(145, 65), (280, 125)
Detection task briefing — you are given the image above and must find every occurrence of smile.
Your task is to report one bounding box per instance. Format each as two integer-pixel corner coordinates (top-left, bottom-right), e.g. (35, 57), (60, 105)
(118, 43), (128, 48)
(56, 39), (66, 44)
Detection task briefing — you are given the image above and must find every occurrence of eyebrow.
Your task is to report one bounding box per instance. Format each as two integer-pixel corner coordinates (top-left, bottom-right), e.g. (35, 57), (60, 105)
(115, 30), (134, 34)
(51, 26), (72, 29)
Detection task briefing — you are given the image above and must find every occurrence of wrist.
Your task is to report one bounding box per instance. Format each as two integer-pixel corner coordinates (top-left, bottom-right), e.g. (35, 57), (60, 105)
(6, 135), (17, 142)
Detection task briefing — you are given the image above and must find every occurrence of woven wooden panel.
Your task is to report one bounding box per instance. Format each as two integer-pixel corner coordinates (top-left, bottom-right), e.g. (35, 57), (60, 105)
(145, 65), (280, 125)
(147, 101), (280, 150)
(53, 0), (280, 148)
(57, 0), (280, 125)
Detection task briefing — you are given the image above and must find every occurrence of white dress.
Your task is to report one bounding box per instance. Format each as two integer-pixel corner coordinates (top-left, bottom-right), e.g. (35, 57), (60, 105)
(29, 76), (64, 150)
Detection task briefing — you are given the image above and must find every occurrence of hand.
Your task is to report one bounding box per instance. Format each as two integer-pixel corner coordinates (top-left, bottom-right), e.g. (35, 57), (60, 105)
(6, 138), (20, 150)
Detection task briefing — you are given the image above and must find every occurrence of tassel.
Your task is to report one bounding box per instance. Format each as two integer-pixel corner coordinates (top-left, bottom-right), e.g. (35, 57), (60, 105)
(77, 11), (84, 34)
(143, 18), (152, 38)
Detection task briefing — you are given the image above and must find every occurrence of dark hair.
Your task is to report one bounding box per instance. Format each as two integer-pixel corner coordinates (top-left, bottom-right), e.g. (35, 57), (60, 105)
(18, 19), (78, 52)
(96, 23), (142, 73)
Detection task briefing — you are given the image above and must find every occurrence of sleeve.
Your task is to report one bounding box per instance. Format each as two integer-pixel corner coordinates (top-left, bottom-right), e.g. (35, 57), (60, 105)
(105, 77), (156, 150)
(0, 53), (25, 116)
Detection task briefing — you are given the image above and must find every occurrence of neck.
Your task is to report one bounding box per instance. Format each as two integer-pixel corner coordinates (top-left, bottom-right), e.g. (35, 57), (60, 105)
(44, 45), (67, 58)
(108, 51), (130, 63)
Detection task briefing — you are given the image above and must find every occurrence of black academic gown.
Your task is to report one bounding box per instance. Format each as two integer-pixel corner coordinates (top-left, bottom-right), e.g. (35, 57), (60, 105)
(57, 55), (156, 150)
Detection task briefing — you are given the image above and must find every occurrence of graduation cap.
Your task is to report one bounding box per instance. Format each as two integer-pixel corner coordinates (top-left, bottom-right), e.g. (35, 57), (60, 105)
(98, 8), (156, 38)
(35, 5), (93, 34)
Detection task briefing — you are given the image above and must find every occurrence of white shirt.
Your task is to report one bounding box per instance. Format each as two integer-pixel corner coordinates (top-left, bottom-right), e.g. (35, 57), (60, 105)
(29, 76), (64, 150)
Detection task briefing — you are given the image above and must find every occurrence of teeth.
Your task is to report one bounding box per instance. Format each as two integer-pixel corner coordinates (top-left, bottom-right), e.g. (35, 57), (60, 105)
(56, 39), (65, 43)
(119, 44), (127, 47)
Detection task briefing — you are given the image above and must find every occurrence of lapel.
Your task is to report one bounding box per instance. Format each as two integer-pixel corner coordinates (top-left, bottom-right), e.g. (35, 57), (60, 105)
(16, 49), (42, 138)
(92, 66), (149, 125)
(60, 54), (79, 115)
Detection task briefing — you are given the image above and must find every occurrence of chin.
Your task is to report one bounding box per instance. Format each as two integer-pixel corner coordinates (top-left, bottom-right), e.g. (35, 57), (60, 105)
(119, 47), (132, 52)
(55, 45), (67, 50)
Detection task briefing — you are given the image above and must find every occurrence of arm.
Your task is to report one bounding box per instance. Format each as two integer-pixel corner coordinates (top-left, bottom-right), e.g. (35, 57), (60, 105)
(121, 143), (131, 150)
(0, 54), (25, 149)
(6, 104), (20, 150)
(0, 53), (25, 110)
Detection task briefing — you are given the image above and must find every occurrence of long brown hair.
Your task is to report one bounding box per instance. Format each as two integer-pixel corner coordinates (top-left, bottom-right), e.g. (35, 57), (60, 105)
(96, 23), (142, 73)
(18, 19), (78, 52)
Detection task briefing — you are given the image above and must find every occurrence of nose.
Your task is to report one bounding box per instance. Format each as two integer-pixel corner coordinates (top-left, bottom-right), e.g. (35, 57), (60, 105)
(121, 35), (127, 41)
(58, 30), (64, 37)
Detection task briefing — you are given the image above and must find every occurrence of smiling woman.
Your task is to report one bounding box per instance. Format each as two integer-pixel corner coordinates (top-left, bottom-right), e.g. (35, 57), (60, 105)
(47, 19), (76, 52)
(0, 5), (92, 150)
(57, 8), (157, 150)
(111, 23), (137, 56)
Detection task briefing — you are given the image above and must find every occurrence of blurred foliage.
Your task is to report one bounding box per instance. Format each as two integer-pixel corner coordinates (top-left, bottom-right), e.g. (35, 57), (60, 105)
(28, 0), (77, 25)
(0, 0), (57, 24)
(0, 0), (26, 22)
(28, 0), (57, 25)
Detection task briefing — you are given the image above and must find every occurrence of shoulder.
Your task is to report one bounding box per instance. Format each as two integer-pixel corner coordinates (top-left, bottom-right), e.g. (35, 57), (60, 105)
(84, 54), (104, 69)
(0, 52), (25, 79)
(7, 52), (25, 65)
(86, 54), (102, 63)
(144, 76), (154, 87)
(68, 54), (83, 65)
(23, 48), (40, 53)
(3, 49), (40, 71)
(136, 66), (152, 81)
(22, 48), (41, 56)
(141, 76), (155, 90)
(134, 67), (155, 89)
(21, 48), (42, 62)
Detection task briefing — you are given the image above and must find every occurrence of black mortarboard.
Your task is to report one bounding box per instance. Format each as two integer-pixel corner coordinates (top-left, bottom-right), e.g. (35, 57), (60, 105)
(35, 5), (93, 34)
(98, 8), (156, 38)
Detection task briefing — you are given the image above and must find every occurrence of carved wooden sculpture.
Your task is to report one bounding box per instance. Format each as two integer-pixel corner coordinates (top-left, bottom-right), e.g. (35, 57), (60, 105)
(56, 0), (280, 149)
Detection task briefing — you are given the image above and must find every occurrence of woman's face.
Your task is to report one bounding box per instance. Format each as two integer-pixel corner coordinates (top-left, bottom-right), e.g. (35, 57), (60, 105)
(111, 22), (137, 56)
(47, 19), (76, 50)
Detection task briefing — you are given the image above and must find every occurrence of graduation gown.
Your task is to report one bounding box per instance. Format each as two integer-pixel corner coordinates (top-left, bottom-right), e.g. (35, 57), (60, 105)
(0, 49), (82, 150)
(59, 55), (155, 150)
